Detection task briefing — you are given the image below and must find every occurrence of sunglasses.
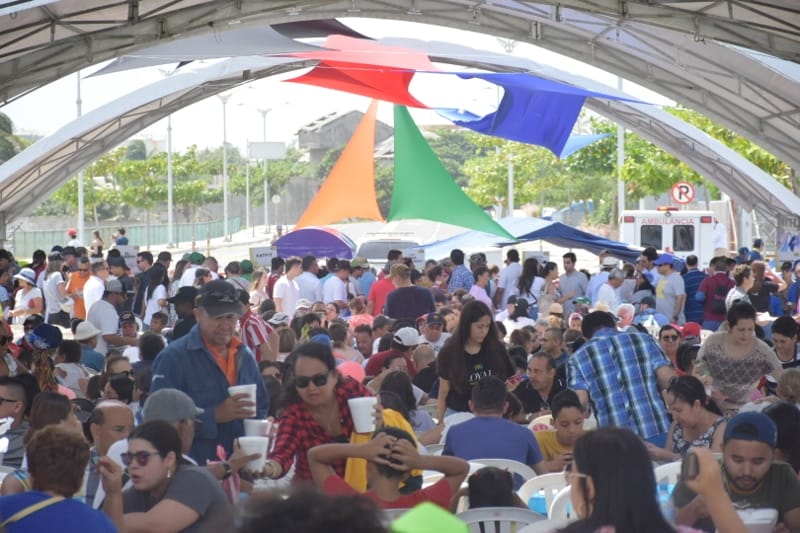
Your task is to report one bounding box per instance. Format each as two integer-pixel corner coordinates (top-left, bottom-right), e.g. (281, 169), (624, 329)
(295, 371), (330, 388)
(660, 335), (679, 341)
(121, 451), (163, 467)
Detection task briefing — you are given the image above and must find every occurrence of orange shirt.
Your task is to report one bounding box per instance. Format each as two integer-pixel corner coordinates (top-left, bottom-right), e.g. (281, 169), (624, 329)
(65, 272), (90, 319)
(204, 335), (242, 386)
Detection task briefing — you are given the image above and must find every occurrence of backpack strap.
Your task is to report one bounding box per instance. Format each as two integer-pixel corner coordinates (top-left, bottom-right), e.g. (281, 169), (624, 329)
(1, 495), (64, 526)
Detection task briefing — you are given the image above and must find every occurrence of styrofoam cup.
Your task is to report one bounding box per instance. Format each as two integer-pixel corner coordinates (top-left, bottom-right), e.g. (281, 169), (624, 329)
(228, 384), (257, 417)
(238, 436), (269, 471)
(244, 419), (270, 437)
(348, 396), (378, 433)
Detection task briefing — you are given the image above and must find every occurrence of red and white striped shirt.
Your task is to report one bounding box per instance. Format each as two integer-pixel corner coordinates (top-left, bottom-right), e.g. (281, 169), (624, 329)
(239, 309), (274, 362)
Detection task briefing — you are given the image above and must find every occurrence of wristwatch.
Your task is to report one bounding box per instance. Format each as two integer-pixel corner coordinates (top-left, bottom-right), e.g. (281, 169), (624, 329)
(221, 461), (233, 480)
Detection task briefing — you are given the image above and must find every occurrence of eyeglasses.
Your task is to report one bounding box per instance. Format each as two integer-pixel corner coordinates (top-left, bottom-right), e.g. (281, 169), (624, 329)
(563, 463), (588, 485)
(0, 397), (19, 404)
(295, 371), (330, 388)
(660, 335), (679, 341)
(120, 451), (163, 467)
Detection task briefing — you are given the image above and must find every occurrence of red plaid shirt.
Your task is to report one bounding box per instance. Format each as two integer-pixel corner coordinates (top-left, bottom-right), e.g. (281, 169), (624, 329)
(269, 377), (371, 482)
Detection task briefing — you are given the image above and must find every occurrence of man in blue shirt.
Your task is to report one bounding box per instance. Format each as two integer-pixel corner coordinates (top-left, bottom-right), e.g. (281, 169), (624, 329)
(443, 376), (546, 487)
(568, 311), (675, 447)
(682, 254), (707, 324)
(447, 249), (473, 292)
(152, 280), (268, 464)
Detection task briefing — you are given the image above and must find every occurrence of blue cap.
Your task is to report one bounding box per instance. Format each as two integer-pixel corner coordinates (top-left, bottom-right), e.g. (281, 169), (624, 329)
(723, 412), (777, 447)
(653, 253), (676, 266)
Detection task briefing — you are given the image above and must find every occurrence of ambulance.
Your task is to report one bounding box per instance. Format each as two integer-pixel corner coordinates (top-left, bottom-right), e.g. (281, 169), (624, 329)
(619, 208), (715, 267)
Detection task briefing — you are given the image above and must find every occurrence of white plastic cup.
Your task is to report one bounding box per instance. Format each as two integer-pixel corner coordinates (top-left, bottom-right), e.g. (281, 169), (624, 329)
(348, 396), (378, 433)
(244, 419), (270, 437)
(228, 384), (257, 417)
(238, 436), (269, 471)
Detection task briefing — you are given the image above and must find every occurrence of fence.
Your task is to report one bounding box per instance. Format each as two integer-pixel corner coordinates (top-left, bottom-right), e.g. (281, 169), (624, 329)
(10, 217), (241, 258)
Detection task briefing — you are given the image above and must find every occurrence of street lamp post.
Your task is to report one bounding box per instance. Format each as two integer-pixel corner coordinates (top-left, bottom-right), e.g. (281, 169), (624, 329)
(256, 107), (272, 234)
(218, 94), (231, 241)
(76, 72), (85, 244)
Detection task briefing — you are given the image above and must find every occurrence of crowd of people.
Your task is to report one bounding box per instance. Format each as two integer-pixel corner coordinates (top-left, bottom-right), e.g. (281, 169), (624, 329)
(0, 230), (795, 532)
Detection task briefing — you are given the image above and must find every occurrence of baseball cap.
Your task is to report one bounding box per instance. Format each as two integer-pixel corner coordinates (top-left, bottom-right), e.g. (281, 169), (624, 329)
(73, 321), (101, 342)
(723, 412), (777, 447)
(240, 259), (254, 273)
(25, 324), (62, 351)
(654, 253), (676, 266)
(67, 229), (77, 237)
(105, 279), (124, 293)
(601, 256), (618, 268)
(393, 327), (419, 348)
(350, 257), (367, 269)
(118, 311), (137, 326)
(373, 315), (395, 330)
(295, 298), (313, 311)
(197, 280), (242, 318)
(189, 252), (205, 264)
(167, 286), (198, 305)
(425, 312), (444, 326)
(267, 312), (290, 327)
(681, 322), (702, 339)
(143, 389), (204, 423)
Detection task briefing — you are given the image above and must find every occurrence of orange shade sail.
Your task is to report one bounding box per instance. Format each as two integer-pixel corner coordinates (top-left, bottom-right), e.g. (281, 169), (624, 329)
(294, 100), (384, 229)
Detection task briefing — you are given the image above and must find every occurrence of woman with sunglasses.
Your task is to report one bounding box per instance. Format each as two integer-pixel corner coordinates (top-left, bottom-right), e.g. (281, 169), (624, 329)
(263, 341), (372, 484)
(436, 301), (514, 422)
(559, 427), (746, 533)
(646, 376), (726, 463)
(658, 325), (682, 373)
(99, 420), (233, 532)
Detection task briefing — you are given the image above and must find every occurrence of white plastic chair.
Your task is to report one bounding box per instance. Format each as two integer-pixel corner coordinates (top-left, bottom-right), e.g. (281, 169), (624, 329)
(654, 460), (682, 485)
(528, 415), (553, 431)
(381, 508), (410, 525)
(418, 402), (439, 419)
(517, 473), (567, 513)
(518, 519), (571, 533)
(457, 506), (545, 533)
(548, 486), (573, 521)
(471, 458), (537, 482)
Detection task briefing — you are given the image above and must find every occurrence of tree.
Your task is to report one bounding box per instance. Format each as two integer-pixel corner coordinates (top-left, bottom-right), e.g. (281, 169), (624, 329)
(0, 113), (27, 164)
(125, 140), (148, 161)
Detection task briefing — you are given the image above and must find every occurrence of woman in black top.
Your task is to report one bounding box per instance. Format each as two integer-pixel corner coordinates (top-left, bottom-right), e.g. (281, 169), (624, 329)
(747, 260), (785, 313)
(437, 301), (514, 421)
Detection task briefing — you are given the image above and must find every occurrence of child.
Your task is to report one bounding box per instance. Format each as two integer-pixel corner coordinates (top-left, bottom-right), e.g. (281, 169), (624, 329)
(454, 466), (527, 512)
(535, 389), (585, 472)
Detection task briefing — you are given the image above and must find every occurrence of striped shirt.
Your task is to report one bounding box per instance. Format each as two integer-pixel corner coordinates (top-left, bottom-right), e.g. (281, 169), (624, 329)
(567, 327), (671, 439)
(239, 309), (274, 362)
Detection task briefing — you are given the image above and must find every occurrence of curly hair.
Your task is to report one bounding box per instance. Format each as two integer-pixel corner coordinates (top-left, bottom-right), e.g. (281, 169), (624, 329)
(238, 489), (387, 533)
(28, 425), (89, 497)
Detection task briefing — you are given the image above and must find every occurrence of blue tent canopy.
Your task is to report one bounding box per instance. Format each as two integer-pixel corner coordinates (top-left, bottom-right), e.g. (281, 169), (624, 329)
(274, 227), (356, 259)
(437, 71), (643, 156)
(420, 216), (641, 263)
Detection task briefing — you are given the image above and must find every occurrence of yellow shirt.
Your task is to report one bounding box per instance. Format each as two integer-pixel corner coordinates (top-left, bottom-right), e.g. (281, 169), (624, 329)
(535, 430), (572, 461)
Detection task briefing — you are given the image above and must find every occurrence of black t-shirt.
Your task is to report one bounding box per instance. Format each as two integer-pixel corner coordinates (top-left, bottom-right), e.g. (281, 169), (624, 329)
(515, 380), (565, 415)
(413, 364), (438, 394)
(438, 345), (514, 412)
(172, 316), (197, 341)
(748, 281), (778, 312)
(384, 286), (435, 323)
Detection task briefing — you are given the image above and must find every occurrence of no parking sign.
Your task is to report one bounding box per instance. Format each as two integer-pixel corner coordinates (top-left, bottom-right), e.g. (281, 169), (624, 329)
(671, 181), (695, 204)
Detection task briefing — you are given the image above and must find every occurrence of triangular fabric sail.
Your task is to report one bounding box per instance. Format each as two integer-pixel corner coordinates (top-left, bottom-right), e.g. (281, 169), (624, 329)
(295, 101), (383, 229)
(284, 35), (435, 107)
(388, 105), (514, 240)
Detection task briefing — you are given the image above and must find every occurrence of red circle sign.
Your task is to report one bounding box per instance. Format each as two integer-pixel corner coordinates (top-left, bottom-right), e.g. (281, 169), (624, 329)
(671, 181), (695, 204)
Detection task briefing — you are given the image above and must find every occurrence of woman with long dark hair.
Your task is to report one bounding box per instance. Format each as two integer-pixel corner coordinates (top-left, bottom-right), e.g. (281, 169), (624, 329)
(559, 427), (746, 533)
(142, 263), (168, 328)
(516, 258), (543, 310)
(264, 342), (372, 484)
(646, 376), (726, 462)
(436, 301), (514, 421)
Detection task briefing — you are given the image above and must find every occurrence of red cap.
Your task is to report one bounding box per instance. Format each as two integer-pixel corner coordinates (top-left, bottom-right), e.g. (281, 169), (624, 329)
(681, 322), (702, 339)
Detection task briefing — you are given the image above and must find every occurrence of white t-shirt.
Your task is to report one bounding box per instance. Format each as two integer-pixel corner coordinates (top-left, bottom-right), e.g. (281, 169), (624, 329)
(13, 287), (42, 325)
(497, 262), (522, 307)
(83, 276), (105, 315)
(87, 299), (120, 355)
(273, 276), (300, 318)
(43, 271), (66, 317)
(143, 284), (167, 326)
(596, 283), (620, 313)
(323, 276), (348, 304)
(179, 266), (199, 288)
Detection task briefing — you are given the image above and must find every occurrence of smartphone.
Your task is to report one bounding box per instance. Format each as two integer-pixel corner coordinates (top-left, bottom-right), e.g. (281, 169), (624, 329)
(681, 451), (699, 481)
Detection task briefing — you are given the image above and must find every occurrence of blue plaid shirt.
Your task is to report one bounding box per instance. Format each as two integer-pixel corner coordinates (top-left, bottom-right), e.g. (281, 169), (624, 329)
(567, 327), (671, 439)
(448, 265), (474, 292)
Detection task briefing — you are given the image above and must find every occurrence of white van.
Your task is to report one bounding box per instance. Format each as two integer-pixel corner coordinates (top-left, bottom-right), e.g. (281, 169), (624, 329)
(620, 208), (715, 267)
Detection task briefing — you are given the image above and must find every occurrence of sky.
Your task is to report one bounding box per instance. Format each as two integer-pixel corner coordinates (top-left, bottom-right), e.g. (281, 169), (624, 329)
(3, 17), (672, 156)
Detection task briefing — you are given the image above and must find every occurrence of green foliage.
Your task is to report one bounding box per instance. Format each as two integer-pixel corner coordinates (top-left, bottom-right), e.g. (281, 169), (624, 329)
(125, 140), (148, 161)
(0, 112), (28, 164)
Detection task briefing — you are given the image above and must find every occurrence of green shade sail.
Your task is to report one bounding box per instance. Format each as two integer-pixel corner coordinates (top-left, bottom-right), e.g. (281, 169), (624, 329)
(388, 105), (515, 240)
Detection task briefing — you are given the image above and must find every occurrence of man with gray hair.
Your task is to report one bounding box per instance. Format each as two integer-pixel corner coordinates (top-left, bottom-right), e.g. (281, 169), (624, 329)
(596, 268), (624, 313)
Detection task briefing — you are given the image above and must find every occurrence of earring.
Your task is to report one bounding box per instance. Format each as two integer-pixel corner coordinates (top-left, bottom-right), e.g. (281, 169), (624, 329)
(167, 470), (172, 480)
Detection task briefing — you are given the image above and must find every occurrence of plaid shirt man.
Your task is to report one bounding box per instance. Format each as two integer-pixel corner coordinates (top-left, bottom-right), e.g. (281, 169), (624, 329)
(448, 264), (474, 292)
(567, 326), (672, 440)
